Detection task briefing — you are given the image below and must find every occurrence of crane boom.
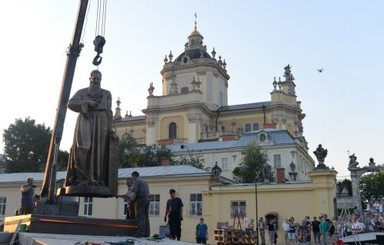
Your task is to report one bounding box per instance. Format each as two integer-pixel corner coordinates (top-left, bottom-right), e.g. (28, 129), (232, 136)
(41, 0), (89, 202)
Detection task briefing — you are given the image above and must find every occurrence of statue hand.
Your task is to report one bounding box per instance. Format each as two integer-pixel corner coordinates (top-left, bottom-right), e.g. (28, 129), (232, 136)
(87, 100), (97, 108)
(80, 103), (90, 119)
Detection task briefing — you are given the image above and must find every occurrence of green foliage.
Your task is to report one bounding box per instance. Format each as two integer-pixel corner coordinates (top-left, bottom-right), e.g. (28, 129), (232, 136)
(119, 134), (141, 167)
(118, 135), (172, 167)
(171, 150), (207, 170)
(2, 117), (69, 172)
(360, 171), (384, 202)
(139, 144), (172, 167)
(336, 179), (352, 196)
(3, 118), (51, 172)
(232, 141), (272, 183)
(56, 150), (69, 171)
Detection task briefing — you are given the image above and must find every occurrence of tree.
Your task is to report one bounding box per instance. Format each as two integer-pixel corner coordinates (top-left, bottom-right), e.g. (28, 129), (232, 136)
(360, 172), (384, 203)
(118, 134), (141, 168)
(336, 178), (352, 196)
(171, 150), (207, 170)
(118, 135), (173, 167)
(56, 150), (70, 171)
(138, 144), (172, 167)
(2, 117), (69, 172)
(3, 118), (50, 172)
(232, 141), (273, 183)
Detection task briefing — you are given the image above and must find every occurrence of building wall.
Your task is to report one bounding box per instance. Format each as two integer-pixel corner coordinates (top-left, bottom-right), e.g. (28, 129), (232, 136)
(204, 169), (338, 241)
(0, 169), (337, 243)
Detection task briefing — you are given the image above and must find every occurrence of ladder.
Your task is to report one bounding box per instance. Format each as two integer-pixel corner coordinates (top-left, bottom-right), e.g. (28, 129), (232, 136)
(233, 210), (243, 230)
(336, 205), (361, 245)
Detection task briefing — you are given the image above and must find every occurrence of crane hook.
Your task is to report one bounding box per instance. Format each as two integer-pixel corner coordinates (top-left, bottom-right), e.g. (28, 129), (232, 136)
(92, 35), (106, 66)
(93, 54), (103, 66)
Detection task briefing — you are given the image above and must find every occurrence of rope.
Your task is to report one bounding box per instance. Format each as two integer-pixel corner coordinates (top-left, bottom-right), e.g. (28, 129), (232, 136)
(95, 0), (107, 37)
(80, 0), (92, 44)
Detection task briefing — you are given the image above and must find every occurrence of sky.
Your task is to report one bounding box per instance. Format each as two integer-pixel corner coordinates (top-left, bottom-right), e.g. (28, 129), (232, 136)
(0, 0), (383, 179)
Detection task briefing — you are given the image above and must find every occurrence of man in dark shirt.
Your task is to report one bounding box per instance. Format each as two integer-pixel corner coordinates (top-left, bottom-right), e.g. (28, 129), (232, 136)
(164, 189), (184, 240)
(20, 178), (37, 214)
(131, 171), (150, 237)
(311, 216), (321, 244)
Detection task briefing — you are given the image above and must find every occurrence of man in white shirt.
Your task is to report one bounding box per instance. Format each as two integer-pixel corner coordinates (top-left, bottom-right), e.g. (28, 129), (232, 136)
(282, 218), (290, 244)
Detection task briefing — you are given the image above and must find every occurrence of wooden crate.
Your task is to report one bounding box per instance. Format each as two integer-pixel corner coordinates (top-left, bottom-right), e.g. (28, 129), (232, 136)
(214, 228), (257, 244)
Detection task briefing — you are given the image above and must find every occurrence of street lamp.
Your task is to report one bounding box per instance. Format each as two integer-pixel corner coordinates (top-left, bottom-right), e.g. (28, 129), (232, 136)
(255, 170), (261, 245)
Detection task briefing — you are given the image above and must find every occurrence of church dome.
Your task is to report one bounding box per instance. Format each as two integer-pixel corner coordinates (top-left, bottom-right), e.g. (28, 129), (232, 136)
(174, 48), (212, 63)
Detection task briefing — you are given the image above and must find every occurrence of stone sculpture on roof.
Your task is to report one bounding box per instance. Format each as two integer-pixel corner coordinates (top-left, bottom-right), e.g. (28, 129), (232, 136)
(313, 144), (329, 169)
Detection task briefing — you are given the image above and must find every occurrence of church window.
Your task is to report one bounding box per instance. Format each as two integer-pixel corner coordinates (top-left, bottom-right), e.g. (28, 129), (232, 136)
(253, 123), (259, 131)
(182, 55), (189, 64)
(169, 122), (177, 139)
(245, 124), (251, 132)
(181, 87), (189, 94)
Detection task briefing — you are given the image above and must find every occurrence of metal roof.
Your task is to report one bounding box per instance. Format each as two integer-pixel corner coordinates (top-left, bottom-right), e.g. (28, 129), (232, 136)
(168, 128), (296, 153)
(114, 115), (146, 122)
(0, 165), (212, 184)
(218, 101), (271, 112)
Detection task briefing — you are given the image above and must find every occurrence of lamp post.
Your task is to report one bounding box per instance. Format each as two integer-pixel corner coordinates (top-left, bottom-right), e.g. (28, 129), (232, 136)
(255, 170), (261, 245)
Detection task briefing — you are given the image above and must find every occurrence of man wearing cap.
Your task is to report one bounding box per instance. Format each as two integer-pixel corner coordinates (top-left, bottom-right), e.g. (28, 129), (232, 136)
(131, 171), (151, 237)
(164, 189), (184, 240)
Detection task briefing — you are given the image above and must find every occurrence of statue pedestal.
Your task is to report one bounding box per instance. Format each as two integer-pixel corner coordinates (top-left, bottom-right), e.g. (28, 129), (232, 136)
(62, 185), (113, 197)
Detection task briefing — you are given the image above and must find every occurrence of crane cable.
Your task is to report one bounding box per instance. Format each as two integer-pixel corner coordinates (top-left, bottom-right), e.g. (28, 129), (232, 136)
(93, 0), (107, 66)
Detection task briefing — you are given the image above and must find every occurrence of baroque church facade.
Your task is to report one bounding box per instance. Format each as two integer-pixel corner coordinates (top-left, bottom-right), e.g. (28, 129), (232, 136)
(112, 21), (315, 181)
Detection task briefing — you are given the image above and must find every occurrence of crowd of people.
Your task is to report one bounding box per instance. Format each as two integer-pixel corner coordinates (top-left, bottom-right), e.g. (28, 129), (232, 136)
(266, 210), (384, 245)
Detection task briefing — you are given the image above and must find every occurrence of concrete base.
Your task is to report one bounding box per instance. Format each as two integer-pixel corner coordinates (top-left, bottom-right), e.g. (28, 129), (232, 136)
(17, 232), (197, 245)
(4, 214), (138, 236)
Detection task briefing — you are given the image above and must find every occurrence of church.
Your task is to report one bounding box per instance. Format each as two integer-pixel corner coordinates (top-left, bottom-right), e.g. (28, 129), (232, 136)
(112, 19), (315, 181)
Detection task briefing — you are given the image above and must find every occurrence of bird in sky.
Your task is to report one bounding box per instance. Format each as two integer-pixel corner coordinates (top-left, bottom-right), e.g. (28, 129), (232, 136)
(317, 68), (324, 73)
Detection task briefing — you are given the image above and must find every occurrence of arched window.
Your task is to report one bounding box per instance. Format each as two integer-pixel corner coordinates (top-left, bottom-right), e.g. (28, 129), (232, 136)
(181, 87), (189, 94)
(245, 124), (251, 132)
(253, 123), (259, 131)
(169, 122), (177, 139)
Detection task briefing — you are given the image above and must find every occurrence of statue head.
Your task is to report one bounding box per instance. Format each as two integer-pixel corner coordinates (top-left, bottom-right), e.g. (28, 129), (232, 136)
(89, 70), (102, 86)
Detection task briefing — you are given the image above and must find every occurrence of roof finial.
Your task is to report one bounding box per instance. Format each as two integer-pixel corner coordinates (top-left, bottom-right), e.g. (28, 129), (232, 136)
(194, 13), (198, 30)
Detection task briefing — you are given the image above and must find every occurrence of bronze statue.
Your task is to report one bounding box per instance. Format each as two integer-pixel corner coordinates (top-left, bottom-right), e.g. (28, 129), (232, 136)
(65, 70), (118, 196)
